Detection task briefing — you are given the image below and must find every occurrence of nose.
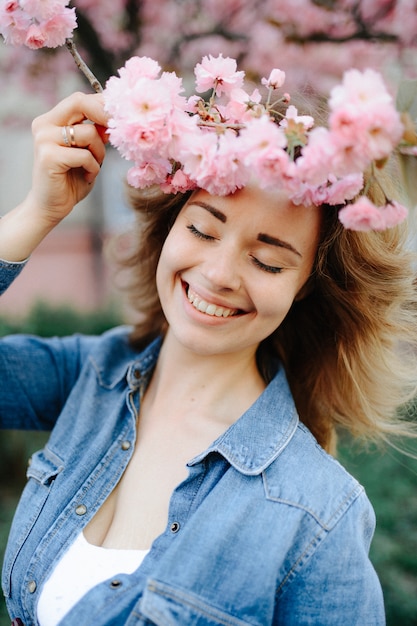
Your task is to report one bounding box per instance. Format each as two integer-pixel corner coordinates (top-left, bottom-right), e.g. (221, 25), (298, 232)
(201, 242), (242, 291)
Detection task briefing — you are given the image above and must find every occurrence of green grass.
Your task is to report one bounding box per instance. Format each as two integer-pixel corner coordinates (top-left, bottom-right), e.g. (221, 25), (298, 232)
(0, 492), (20, 624)
(339, 440), (417, 625)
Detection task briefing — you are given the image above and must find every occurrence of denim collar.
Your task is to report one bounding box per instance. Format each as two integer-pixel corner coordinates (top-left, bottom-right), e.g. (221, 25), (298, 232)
(92, 332), (298, 476)
(89, 331), (162, 391)
(189, 367), (298, 475)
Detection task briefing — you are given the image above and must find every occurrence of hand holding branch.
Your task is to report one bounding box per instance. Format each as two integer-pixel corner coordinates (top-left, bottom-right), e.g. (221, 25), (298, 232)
(0, 92), (108, 262)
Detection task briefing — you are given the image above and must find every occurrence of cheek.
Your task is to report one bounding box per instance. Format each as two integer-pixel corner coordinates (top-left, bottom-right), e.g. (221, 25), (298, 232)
(155, 228), (191, 299)
(256, 279), (299, 325)
(156, 233), (178, 279)
(155, 241), (173, 302)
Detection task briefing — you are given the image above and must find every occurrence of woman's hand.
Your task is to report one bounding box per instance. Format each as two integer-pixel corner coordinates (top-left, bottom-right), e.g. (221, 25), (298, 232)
(0, 92), (108, 262)
(30, 91), (108, 221)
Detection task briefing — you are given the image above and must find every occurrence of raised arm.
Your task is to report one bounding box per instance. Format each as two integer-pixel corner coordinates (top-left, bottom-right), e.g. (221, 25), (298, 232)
(0, 92), (108, 262)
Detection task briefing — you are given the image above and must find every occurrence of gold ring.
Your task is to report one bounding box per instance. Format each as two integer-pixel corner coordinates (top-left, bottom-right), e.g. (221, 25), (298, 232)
(62, 125), (76, 147)
(62, 126), (70, 146)
(68, 125), (76, 147)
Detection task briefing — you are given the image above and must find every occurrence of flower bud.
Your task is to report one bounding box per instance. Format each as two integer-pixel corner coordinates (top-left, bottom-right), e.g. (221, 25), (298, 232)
(262, 69), (286, 90)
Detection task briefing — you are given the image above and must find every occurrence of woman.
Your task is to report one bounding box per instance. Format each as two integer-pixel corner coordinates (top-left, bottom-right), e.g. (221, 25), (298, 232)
(0, 86), (416, 625)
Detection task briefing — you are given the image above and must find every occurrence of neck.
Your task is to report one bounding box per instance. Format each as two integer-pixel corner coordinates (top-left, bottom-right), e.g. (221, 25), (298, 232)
(144, 329), (266, 428)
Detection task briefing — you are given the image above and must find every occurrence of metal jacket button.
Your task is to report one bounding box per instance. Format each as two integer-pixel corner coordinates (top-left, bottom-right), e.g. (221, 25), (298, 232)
(110, 579), (122, 588)
(28, 580), (37, 593)
(75, 504), (87, 516)
(170, 521), (180, 533)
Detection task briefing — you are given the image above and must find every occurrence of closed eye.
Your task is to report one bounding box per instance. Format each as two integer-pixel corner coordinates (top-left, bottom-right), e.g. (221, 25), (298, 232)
(186, 224), (215, 241)
(251, 256), (283, 274)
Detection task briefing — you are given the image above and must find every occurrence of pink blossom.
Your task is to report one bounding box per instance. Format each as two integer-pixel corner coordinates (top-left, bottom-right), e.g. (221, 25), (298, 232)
(24, 22), (46, 48)
(363, 114), (404, 161)
(329, 101), (403, 164)
(280, 105), (314, 131)
(4, 1), (19, 11)
(295, 127), (336, 186)
(185, 95), (202, 114)
(222, 87), (262, 123)
(0, 6), (31, 44)
(261, 68), (286, 90)
(0, 0), (76, 48)
(106, 57), (162, 103)
(113, 124), (169, 163)
(126, 158), (172, 188)
(105, 76), (175, 161)
(289, 182), (325, 207)
(41, 11), (77, 47)
(178, 128), (249, 196)
(238, 116), (292, 188)
(119, 55), (161, 81)
(194, 131), (249, 195)
(99, 53), (409, 233)
(329, 68), (394, 113)
(329, 67), (404, 164)
(160, 169), (196, 194)
(329, 141), (371, 179)
(165, 109), (199, 161)
(159, 70), (185, 108)
(323, 173), (364, 205)
(20, 0), (70, 21)
(240, 115), (287, 154)
(178, 131), (219, 186)
(294, 173), (364, 208)
(338, 197), (387, 231)
(381, 201), (408, 229)
(122, 79), (173, 126)
(194, 53), (245, 96)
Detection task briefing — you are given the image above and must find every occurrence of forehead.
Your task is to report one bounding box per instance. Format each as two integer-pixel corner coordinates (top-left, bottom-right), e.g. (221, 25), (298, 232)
(184, 186), (323, 255)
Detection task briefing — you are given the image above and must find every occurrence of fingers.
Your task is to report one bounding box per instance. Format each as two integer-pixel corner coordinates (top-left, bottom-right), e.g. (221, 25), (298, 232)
(32, 92), (108, 186)
(59, 122), (107, 167)
(25, 91), (113, 221)
(34, 91), (109, 129)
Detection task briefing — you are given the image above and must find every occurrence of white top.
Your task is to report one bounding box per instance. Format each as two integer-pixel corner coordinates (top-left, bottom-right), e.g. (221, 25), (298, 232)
(37, 533), (149, 626)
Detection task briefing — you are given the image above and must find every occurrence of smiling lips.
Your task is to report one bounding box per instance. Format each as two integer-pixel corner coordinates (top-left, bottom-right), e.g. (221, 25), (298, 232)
(187, 286), (240, 318)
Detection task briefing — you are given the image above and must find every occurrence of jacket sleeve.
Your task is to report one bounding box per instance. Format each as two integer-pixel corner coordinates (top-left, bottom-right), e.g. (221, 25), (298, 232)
(0, 331), (100, 431)
(0, 257), (27, 295)
(274, 490), (386, 625)
(0, 259), (100, 430)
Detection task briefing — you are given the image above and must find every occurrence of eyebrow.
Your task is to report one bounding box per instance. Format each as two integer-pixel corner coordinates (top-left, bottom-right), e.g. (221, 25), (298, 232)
(257, 233), (302, 258)
(190, 201), (227, 223)
(189, 200), (302, 257)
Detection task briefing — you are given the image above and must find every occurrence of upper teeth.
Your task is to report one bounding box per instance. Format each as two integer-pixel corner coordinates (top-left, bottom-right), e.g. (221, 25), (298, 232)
(187, 288), (238, 318)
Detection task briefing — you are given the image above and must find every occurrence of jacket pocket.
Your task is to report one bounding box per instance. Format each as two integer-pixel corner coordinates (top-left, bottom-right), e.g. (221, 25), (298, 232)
(1, 447), (64, 598)
(135, 579), (254, 626)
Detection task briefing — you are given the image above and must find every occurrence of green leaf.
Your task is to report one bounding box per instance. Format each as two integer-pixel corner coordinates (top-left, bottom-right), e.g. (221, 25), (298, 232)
(398, 153), (417, 207)
(396, 79), (417, 120)
(311, 0), (337, 9)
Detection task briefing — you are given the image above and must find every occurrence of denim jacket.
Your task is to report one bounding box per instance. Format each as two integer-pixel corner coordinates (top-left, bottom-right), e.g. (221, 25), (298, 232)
(1, 260), (385, 625)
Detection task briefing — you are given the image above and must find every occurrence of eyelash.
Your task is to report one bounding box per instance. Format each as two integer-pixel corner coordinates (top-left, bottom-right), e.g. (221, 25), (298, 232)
(186, 224), (283, 274)
(186, 224), (214, 241)
(251, 257), (283, 274)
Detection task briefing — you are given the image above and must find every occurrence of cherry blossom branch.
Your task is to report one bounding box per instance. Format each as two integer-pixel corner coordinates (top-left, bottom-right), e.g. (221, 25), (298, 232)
(197, 121), (245, 131)
(65, 38), (103, 93)
(287, 30), (398, 45)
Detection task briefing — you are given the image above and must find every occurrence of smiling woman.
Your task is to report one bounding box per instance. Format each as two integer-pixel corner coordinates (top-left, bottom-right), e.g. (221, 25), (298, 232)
(154, 187), (320, 365)
(1, 84), (417, 625)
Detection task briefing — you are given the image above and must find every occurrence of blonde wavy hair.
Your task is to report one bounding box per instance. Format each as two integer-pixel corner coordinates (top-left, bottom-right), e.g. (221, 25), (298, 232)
(111, 174), (417, 454)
